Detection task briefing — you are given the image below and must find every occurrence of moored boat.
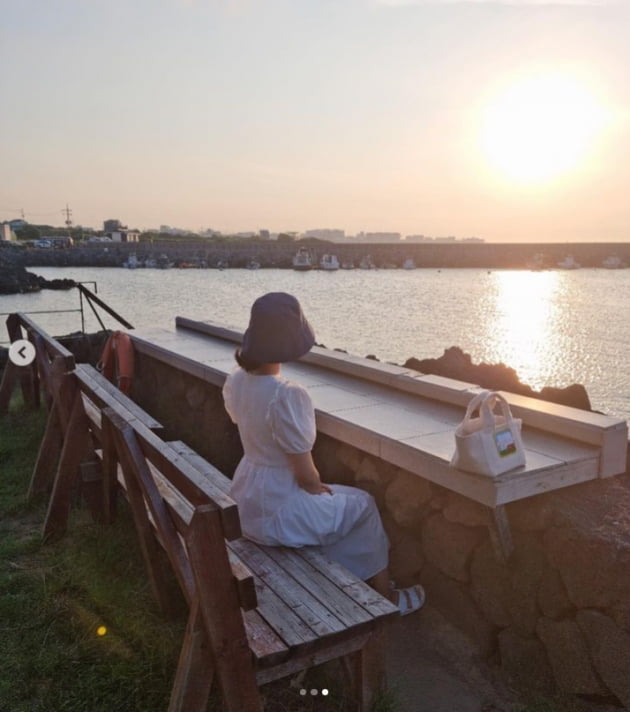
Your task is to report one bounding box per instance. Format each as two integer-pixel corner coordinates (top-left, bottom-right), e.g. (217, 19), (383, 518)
(320, 254), (340, 271)
(402, 258), (416, 270)
(292, 247), (313, 271)
(557, 255), (581, 270)
(358, 255), (376, 270)
(602, 255), (625, 269)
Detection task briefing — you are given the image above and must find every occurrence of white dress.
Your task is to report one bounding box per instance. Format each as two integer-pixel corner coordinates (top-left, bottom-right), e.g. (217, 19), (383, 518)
(222, 367), (389, 581)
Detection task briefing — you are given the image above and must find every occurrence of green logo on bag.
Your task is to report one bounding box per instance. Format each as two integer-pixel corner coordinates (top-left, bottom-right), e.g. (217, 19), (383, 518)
(495, 428), (517, 457)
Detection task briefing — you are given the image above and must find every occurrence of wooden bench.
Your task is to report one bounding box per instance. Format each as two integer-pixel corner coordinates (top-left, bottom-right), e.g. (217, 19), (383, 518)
(32, 360), (399, 710)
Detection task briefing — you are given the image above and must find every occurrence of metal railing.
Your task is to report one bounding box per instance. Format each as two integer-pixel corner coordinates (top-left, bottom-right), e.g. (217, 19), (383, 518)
(0, 282), (132, 345)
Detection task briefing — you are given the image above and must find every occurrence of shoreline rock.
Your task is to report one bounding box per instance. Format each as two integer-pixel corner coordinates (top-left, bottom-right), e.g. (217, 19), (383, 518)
(403, 346), (592, 411)
(0, 261), (76, 295)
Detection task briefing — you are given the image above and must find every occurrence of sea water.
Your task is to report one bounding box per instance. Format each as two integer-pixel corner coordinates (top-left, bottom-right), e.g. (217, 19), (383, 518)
(2, 266), (629, 421)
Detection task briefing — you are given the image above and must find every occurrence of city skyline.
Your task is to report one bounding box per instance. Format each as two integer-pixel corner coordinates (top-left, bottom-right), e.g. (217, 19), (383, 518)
(2, 0), (629, 242)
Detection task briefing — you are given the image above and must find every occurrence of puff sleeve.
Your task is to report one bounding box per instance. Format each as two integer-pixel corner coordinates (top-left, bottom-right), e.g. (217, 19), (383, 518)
(267, 382), (316, 454)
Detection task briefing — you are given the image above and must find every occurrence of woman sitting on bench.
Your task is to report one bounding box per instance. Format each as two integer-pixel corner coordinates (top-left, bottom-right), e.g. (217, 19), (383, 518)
(222, 292), (425, 616)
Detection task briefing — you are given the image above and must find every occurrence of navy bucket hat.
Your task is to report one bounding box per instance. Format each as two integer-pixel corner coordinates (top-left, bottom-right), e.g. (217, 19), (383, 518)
(240, 292), (316, 364)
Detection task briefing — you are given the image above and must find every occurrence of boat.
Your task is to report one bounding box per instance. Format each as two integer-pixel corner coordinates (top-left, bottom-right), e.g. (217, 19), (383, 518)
(380, 262), (398, 269)
(292, 247), (313, 271)
(557, 255), (581, 270)
(123, 253), (138, 269)
(144, 257), (158, 269)
(526, 253), (546, 271)
(319, 254), (340, 271)
(340, 260), (355, 270)
(602, 256), (626, 269)
(246, 259), (261, 270)
(156, 254), (173, 269)
(358, 255), (376, 270)
(216, 260), (229, 270)
(402, 258), (416, 270)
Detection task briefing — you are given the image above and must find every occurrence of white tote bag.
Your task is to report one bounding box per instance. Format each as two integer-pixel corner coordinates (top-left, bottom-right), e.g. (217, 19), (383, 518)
(450, 390), (526, 477)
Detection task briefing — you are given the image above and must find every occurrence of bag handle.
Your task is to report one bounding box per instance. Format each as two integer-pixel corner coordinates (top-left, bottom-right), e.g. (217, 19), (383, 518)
(464, 391), (514, 428)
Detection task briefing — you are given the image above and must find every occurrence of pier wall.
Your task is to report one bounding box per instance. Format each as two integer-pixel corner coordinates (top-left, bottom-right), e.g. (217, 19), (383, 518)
(12, 240), (630, 269)
(131, 349), (630, 709)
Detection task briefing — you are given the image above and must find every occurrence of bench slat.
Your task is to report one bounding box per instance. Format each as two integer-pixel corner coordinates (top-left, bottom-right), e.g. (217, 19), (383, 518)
(296, 547), (399, 619)
(228, 539), (348, 638)
(167, 441), (231, 496)
(256, 543), (377, 627)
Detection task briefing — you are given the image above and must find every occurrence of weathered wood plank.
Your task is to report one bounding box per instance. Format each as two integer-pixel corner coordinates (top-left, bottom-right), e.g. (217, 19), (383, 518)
(186, 506), (263, 712)
(227, 539), (348, 637)
(28, 401), (63, 498)
(76, 364), (163, 431)
(255, 544), (376, 628)
(167, 441), (232, 495)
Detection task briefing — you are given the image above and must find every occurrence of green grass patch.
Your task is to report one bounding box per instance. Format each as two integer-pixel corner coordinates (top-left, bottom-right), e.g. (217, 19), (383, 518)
(1, 400), (393, 711)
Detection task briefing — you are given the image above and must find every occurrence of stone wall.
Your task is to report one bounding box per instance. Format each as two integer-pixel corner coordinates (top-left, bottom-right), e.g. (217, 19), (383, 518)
(11, 239), (630, 270)
(131, 352), (630, 709)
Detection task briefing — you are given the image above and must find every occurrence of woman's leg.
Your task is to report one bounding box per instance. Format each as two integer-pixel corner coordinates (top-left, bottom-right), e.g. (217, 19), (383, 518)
(368, 568), (392, 600)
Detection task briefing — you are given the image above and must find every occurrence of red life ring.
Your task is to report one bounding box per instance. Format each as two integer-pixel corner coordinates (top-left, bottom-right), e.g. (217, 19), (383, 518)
(98, 331), (135, 395)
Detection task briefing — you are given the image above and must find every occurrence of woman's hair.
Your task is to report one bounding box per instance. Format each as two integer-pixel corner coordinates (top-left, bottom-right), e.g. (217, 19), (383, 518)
(235, 348), (263, 373)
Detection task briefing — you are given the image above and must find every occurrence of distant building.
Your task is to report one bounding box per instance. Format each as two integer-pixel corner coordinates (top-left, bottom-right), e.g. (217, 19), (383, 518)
(435, 236), (457, 242)
(104, 219), (123, 232)
(259, 229), (271, 240)
(8, 219), (26, 230)
(108, 229), (140, 243)
(356, 231), (402, 243)
(235, 232), (257, 239)
(462, 236), (485, 243)
(1, 222), (16, 241)
(304, 229), (345, 242)
(405, 235), (433, 242)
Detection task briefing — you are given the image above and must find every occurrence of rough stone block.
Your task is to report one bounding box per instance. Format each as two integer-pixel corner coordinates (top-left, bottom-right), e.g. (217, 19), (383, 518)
(470, 539), (512, 628)
(421, 563), (497, 657)
(577, 609), (630, 709)
(384, 469), (433, 529)
(336, 442), (362, 472)
(443, 492), (489, 527)
(507, 495), (555, 531)
(536, 617), (606, 695)
(498, 627), (554, 695)
(544, 526), (630, 616)
(422, 513), (485, 583)
(538, 566), (573, 620)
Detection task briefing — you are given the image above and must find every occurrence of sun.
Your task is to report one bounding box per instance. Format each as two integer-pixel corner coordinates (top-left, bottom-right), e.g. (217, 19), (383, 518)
(481, 73), (609, 183)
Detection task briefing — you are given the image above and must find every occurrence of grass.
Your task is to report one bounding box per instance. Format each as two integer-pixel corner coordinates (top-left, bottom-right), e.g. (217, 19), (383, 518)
(0, 398), (393, 712)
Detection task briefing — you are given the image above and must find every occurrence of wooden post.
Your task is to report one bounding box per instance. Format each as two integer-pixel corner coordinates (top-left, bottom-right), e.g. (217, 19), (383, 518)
(100, 414), (119, 524)
(6, 314), (33, 408)
(104, 408), (179, 617)
(348, 630), (386, 712)
(28, 402), (63, 498)
(488, 505), (514, 562)
(186, 505), (262, 712)
(42, 385), (90, 540)
(168, 600), (215, 712)
(0, 360), (19, 416)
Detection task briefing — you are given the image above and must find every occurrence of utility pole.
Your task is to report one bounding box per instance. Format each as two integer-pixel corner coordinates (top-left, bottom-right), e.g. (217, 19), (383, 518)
(62, 204), (73, 233)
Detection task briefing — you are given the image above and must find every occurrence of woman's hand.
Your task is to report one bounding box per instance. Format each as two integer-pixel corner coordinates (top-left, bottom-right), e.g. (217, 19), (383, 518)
(303, 481), (333, 496)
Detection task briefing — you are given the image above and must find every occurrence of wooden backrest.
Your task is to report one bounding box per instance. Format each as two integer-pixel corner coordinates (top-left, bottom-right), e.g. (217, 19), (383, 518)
(99, 401), (256, 612)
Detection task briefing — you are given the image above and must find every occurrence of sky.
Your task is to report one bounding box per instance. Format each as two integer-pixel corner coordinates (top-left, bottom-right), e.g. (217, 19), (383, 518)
(1, 0), (629, 242)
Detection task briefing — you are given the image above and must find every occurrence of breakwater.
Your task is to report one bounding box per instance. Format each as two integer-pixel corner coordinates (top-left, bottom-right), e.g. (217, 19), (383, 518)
(11, 240), (630, 269)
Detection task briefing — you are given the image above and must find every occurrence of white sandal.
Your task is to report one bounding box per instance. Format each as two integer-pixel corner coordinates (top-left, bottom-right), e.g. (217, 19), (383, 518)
(394, 584), (426, 616)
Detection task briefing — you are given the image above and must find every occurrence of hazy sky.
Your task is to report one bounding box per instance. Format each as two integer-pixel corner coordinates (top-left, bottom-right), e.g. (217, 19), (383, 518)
(2, 0), (629, 241)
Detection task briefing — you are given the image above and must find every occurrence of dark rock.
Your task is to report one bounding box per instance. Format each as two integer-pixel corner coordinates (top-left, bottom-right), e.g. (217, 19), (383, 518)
(404, 346), (592, 411)
(498, 627), (555, 695)
(421, 563), (497, 657)
(577, 610), (630, 708)
(421, 513), (485, 582)
(537, 566), (573, 620)
(0, 262), (41, 294)
(384, 468), (433, 529)
(536, 617), (606, 695)
(544, 526), (630, 623)
(381, 512), (425, 586)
